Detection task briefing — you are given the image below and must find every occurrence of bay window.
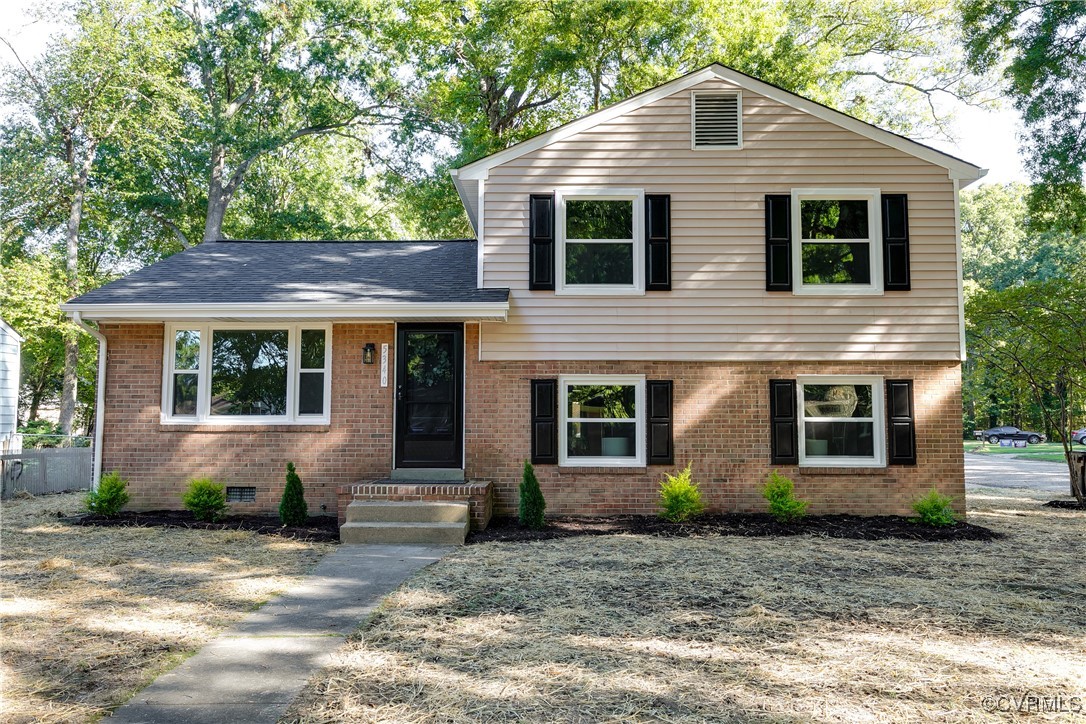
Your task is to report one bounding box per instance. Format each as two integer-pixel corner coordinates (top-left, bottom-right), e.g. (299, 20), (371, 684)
(163, 323), (331, 424)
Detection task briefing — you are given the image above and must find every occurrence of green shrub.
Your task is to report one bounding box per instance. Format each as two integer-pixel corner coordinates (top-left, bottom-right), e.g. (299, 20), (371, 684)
(85, 471), (129, 516)
(18, 419), (63, 448)
(658, 463), (705, 522)
(762, 471), (809, 523)
(182, 478), (228, 522)
(912, 487), (958, 526)
(519, 461), (546, 529)
(279, 462), (308, 526)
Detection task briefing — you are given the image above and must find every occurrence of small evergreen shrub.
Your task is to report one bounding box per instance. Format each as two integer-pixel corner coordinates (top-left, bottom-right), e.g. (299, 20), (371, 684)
(762, 471), (809, 523)
(659, 463), (705, 522)
(912, 487), (958, 526)
(519, 460), (546, 529)
(279, 462), (308, 526)
(182, 478), (228, 522)
(85, 471), (129, 516)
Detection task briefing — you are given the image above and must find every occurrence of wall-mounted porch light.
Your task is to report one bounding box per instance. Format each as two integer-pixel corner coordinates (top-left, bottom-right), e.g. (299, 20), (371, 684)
(362, 343), (376, 365)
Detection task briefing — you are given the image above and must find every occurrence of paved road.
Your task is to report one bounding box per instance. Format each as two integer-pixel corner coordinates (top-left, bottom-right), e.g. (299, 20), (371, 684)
(964, 453), (1070, 493)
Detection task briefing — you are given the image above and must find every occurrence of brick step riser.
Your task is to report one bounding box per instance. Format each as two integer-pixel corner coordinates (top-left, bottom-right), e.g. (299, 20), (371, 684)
(345, 501), (470, 524)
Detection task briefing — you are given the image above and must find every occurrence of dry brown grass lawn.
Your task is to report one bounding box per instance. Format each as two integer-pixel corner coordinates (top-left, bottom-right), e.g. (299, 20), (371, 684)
(0, 492), (334, 723)
(286, 488), (1085, 723)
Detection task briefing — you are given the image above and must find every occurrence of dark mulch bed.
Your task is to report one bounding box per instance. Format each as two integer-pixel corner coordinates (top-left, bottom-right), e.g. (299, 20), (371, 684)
(468, 513), (1000, 544)
(67, 510), (340, 542)
(1044, 499), (1086, 510)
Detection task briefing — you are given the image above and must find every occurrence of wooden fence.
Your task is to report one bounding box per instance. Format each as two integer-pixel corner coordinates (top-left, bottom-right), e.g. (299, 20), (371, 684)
(0, 448), (94, 498)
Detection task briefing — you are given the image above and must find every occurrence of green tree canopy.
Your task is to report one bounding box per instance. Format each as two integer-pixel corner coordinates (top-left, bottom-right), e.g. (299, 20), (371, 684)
(386, 0), (997, 236)
(961, 0), (1086, 232)
(124, 0), (400, 245)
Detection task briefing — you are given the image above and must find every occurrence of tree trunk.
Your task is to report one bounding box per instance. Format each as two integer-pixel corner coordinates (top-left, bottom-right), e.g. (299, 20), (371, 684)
(203, 144), (229, 242)
(58, 162), (87, 435)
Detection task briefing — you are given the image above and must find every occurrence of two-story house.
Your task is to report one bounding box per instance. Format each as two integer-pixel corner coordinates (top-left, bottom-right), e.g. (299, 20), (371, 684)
(63, 64), (985, 537)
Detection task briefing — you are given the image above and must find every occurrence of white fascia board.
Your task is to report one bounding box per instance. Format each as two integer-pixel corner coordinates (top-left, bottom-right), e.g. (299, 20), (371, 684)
(449, 169), (480, 234)
(712, 63), (987, 182)
(454, 64), (986, 183)
(0, 319), (24, 342)
(61, 301), (510, 323)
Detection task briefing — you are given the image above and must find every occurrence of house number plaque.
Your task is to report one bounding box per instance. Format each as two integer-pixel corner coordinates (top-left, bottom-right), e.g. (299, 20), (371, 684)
(380, 343), (389, 387)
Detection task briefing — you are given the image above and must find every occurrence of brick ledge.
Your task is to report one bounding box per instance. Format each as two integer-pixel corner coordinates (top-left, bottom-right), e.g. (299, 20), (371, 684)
(797, 467), (889, 477)
(159, 424), (331, 433)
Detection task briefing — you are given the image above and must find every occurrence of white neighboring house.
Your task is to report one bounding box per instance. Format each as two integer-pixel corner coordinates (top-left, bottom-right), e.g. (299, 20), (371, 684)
(0, 319), (22, 454)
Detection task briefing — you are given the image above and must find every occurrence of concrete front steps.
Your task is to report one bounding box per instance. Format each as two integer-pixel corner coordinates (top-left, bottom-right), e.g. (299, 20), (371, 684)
(340, 501), (470, 545)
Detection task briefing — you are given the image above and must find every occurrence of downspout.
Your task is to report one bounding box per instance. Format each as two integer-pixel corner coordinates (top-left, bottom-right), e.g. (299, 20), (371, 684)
(70, 312), (106, 490)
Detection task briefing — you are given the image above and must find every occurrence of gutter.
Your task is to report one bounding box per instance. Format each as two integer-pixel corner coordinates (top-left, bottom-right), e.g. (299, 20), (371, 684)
(59, 300), (510, 322)
(70, 312), (106, 491)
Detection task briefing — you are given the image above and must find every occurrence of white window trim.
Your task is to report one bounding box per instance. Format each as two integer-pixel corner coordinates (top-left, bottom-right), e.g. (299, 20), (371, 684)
(690, 90), (743, 151)
(161, 322), (332, 425)
(797, 374), (885, 468)
(558, 374), (645, 467)
(555, 188), (645, 296)
(791, 188), (883, 296)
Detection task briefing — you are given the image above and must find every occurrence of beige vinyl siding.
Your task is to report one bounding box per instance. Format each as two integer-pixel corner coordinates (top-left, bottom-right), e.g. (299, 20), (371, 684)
(480, 78), (963, 361)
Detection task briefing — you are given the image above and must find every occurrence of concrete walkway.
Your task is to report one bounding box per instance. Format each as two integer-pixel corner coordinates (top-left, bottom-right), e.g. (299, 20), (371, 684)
(108, 544), (451, 723)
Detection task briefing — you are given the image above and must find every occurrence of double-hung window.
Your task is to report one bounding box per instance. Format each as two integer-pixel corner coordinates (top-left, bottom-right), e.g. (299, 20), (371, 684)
(559, 375), (645, 466)
(791, 188), (882, 294)
(556, 189), (644, 295)
(797, 375), (884, 467)
(163, 323), (331, 424)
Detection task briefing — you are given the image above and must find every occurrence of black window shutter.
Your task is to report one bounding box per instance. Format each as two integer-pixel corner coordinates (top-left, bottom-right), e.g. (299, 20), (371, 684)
(647, 380), (674, 465)
(530, 379), (558, 464)
(529, 194), (555, 290)
(886, 379), (917, 465)
(645, 194), (671, 291)
(769, 379), (798, 464)
(765, 195), (792, 291)
(882, 194), (910, 291)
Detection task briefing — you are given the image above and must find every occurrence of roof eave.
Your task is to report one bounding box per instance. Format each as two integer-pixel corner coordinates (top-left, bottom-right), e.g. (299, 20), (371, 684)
(61, 301), (510, 323)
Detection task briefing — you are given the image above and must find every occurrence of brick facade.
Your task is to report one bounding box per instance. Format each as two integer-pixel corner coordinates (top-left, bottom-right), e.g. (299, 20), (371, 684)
(462, 325), (965, 518)
(100, 322), (396, 515)
(100, 321), (964, 523)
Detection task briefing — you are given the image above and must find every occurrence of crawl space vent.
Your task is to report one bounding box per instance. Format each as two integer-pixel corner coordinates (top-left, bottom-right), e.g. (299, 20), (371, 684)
(226, 486), (256, 503)
(693, 93), (741, 148)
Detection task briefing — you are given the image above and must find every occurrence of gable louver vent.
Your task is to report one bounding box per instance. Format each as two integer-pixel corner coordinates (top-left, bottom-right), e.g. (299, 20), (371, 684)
(692, 92), (741, 149)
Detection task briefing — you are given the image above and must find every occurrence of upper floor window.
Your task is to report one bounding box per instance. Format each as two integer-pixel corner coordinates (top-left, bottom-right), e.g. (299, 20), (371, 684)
(163, 323), (331, 424)
(556, 189), (644, 295)
(791, 188), (882, 295)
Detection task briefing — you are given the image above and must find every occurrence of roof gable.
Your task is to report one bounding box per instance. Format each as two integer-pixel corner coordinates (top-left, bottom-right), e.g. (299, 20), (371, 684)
(451, 63), (986, 188)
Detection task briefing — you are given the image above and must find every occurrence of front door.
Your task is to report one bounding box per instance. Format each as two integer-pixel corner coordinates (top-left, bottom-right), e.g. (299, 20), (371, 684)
(395, 324), (463, 468)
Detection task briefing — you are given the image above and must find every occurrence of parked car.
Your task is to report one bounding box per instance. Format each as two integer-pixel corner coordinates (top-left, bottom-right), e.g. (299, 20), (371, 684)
(1072, 428), (1086, 446)
(974, 426), (1046, 444)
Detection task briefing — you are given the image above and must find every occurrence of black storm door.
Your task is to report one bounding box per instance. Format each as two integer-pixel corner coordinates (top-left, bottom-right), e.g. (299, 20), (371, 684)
(395, 324), (463, 468)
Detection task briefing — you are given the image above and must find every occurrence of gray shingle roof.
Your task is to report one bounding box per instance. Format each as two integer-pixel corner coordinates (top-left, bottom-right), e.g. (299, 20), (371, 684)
(67, 240), (508, 306)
